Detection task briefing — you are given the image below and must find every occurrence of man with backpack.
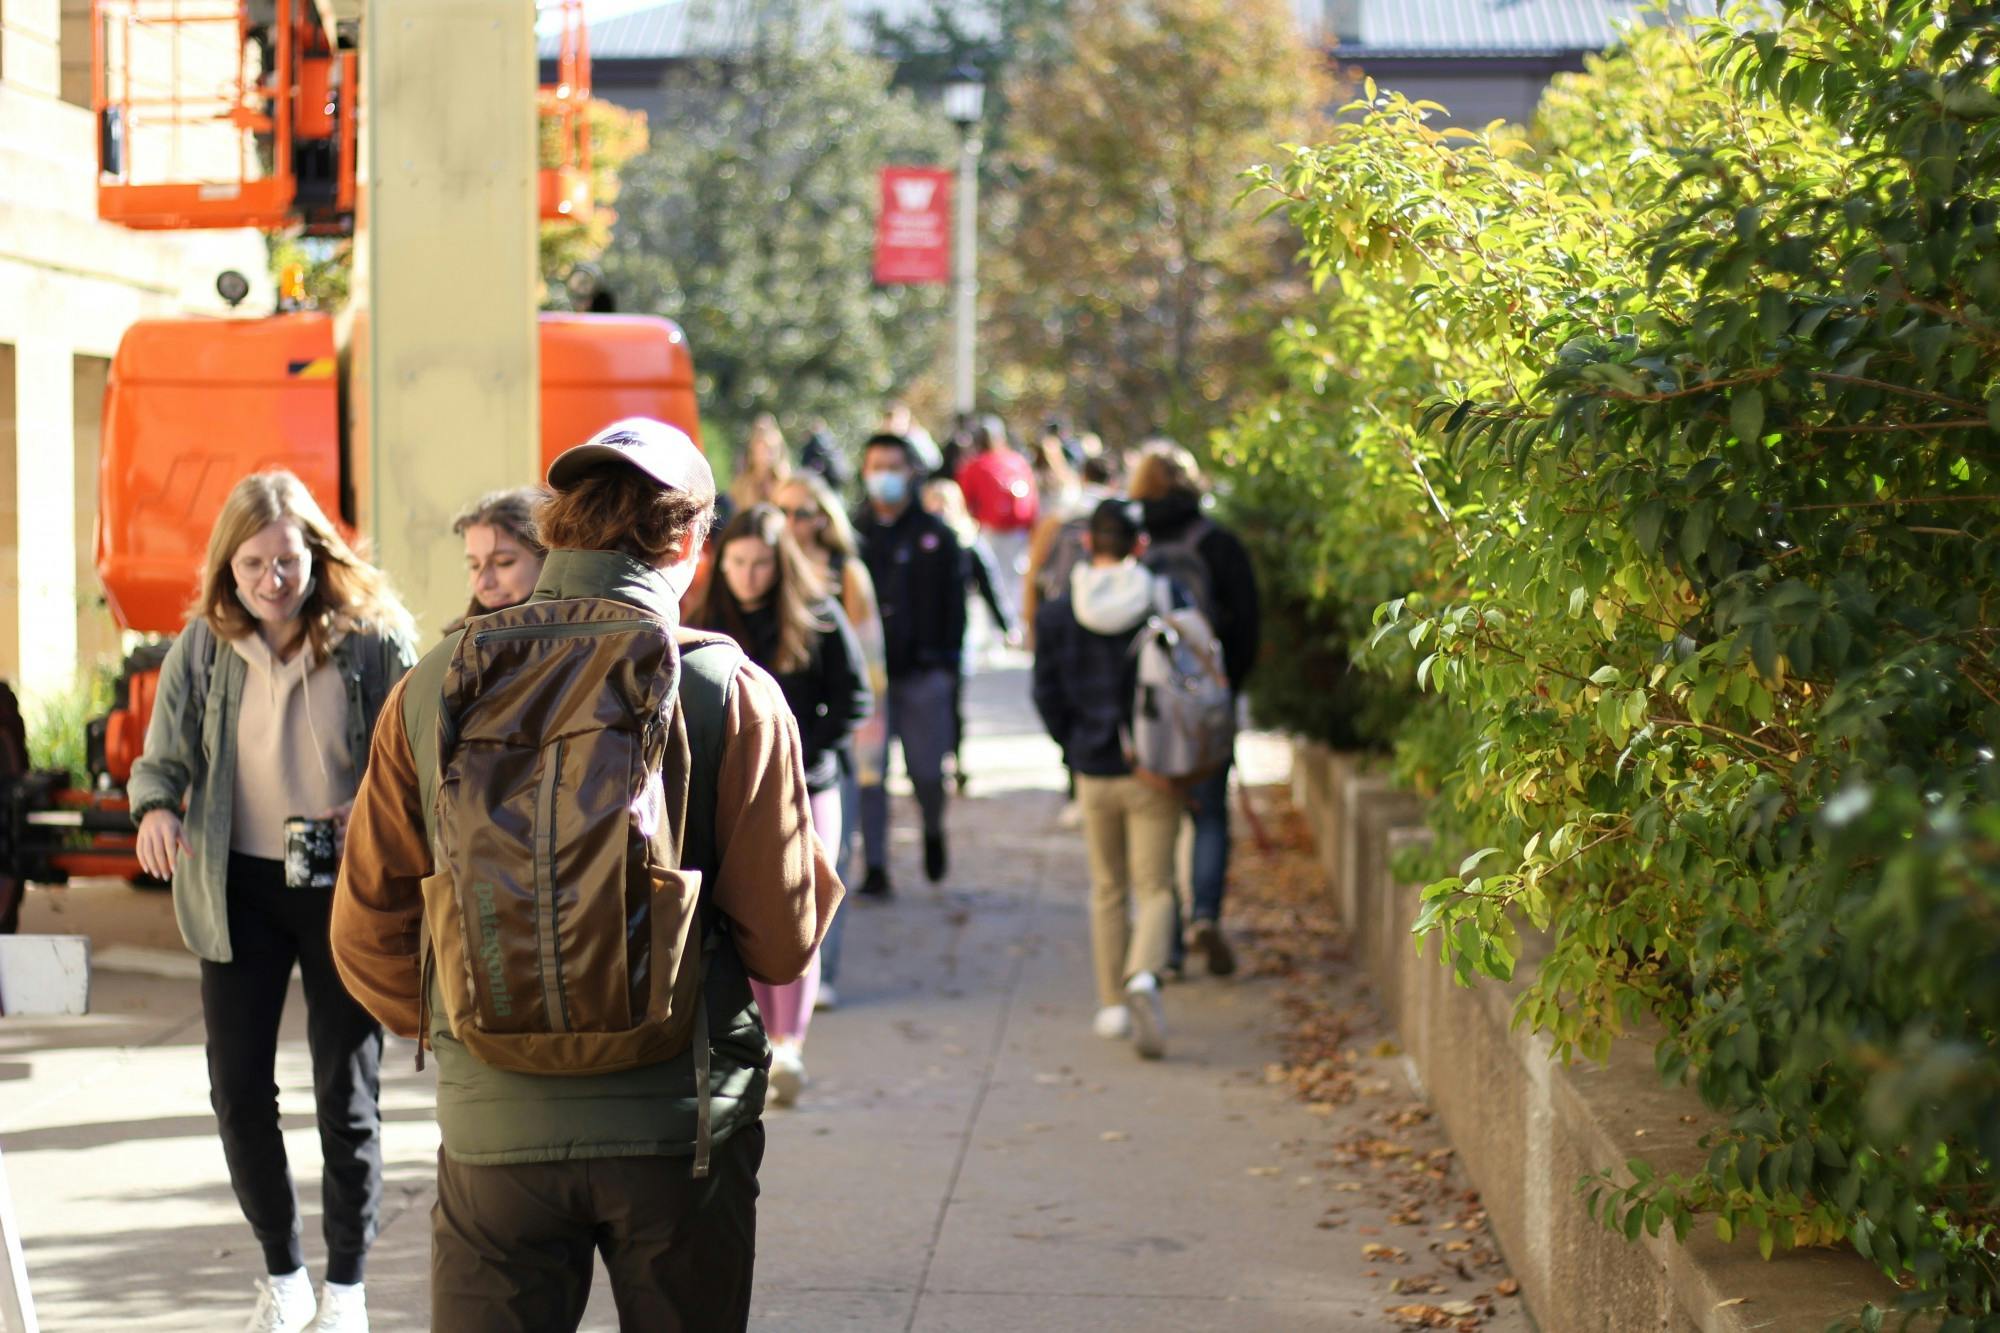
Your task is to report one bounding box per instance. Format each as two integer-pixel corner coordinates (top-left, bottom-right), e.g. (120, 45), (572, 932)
(1129, 439), (1262, 980)
(1032, 500), (1229, 1061)
(330, 418), (839, 1332)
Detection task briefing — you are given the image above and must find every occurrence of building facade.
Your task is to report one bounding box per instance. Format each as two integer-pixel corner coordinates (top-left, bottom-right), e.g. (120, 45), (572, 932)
(0, 0), (267, 701)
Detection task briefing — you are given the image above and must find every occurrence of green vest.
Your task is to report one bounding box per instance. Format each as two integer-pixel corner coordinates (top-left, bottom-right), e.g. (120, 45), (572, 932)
(401, 551), (768, 1164)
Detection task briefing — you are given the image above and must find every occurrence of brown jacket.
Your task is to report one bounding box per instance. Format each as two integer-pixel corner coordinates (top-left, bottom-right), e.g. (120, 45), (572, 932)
(332, 651), (841, 1042)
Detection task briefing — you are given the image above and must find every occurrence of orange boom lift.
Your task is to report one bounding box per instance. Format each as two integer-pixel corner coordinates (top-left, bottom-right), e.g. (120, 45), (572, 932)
(0, 1), (697, 917)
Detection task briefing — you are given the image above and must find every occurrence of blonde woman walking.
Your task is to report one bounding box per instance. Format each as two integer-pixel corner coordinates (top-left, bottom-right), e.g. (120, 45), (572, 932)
(130, 472), (416, 1333)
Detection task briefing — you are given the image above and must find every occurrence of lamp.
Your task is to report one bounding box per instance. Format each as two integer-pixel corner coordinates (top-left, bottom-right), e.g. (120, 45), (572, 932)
(942, 65), (986, 128)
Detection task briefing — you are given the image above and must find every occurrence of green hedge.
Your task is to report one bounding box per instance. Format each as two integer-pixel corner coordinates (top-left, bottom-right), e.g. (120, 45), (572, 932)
(1216, 2), (2000, 1323)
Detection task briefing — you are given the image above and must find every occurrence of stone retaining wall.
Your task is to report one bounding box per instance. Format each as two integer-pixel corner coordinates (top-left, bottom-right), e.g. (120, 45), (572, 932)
(1288, 743), (1904, 1332)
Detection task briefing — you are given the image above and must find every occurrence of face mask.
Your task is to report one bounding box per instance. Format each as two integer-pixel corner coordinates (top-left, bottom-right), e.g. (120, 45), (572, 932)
(866, 471), (909, 507)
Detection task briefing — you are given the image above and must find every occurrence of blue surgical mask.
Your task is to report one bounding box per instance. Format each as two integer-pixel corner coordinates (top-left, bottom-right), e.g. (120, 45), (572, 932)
(865, 471), (909, 507)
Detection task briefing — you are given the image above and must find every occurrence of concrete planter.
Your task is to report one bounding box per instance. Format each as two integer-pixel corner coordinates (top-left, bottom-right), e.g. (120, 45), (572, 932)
(1288, 740), (1905, 1332)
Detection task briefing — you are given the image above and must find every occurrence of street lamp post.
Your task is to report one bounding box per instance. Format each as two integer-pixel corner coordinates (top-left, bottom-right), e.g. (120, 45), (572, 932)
(942, 66), (986, 425)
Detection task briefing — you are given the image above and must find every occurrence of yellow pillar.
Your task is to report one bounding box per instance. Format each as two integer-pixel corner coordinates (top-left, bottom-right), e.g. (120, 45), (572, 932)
(349, 0), (539, 639)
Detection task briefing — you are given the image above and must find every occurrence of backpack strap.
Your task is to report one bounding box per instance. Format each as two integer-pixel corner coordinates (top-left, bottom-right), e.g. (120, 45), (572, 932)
(402, 628), (465, 852)
(671, 628), (742, 1180)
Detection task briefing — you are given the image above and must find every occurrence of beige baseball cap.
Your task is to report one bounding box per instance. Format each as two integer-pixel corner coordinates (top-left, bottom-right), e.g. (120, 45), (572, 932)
(546, 417), (716, 501)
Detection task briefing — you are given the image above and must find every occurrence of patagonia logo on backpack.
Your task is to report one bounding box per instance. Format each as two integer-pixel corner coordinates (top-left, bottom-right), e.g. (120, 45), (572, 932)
(416, 599), (730, 1081)
(1125, 581), (1235, 787)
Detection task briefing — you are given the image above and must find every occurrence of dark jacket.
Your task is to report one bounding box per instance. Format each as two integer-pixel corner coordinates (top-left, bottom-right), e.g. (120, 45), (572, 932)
(853, 501), (967, 679)
(1032, 561), (1183, 777)
(1140, 492), (1261, 693)
(735, 597), (872, 792)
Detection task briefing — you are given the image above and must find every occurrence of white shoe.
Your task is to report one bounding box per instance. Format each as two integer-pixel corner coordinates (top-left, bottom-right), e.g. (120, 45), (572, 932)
(307, 1281), (368, 1333)
(1093, 1004), (1131, 1039)
(244, 1269), (315, 1333)
(1126, 972), (1166, 1060)
(815, 983), (839, 1012)
(769, 1046), (806, 1107)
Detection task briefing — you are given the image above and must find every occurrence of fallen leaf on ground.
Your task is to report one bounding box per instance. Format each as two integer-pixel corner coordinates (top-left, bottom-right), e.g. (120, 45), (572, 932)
(1363, 1243), (1409, 1263)
(1246, 1165), (1281, 1177)
(1099, 1131), (1128, 1142)
(1496, 1278), (1520, 1297)
(1715, 1297), (1749, 1309)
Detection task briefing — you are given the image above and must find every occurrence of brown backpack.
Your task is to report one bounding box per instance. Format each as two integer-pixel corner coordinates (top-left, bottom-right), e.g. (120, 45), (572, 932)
(414, 598), (741, 1099)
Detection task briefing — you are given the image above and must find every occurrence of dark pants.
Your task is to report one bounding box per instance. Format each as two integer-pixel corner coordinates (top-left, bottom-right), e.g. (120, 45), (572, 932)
(859, 667), (956, 870)
(430, 1123), (766, 1333)
(201, 853), (384, 1283)
(1169, 760), (1234, 968)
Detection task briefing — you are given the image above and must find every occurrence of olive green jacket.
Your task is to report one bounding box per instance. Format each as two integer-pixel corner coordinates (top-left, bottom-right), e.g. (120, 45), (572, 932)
(127, 619), (415, 963)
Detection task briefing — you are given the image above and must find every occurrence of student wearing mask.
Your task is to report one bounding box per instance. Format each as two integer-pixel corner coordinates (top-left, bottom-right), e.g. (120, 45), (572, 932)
(852, 433), (966, 895)
(129, 471), (417, 1333)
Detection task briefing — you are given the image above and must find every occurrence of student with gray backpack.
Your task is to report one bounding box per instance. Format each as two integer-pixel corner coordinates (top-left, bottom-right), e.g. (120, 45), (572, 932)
(1130, 440), (1261, 980)
(331, 419), (840, 1332)
(1032, 500), (1218, 1061)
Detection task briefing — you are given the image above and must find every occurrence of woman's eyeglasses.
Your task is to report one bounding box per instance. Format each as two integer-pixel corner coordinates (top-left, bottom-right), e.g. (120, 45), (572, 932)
(231, 552), (310, 585)
(784, 507), (821, 522)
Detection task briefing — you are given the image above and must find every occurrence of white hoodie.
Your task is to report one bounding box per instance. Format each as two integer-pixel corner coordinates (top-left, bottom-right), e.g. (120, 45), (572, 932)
(228, 632), (355, 859)
(1070, 559), (1157, 637)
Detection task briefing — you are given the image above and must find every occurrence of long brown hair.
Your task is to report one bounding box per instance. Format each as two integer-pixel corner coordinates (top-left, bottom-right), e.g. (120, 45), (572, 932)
(196, 471), (413, 658)
(776, 472), (859, 560)
(452, 486), (549, 619)
(691, 503), (827, 675)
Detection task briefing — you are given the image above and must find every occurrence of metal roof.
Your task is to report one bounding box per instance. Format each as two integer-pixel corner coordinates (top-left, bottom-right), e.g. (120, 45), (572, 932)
(549, 0), (1717, 63)
(542, 1), (996, 61)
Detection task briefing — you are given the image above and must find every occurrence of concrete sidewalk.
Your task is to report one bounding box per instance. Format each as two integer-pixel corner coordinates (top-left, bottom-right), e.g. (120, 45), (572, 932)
(2, 663), (1531, 1332)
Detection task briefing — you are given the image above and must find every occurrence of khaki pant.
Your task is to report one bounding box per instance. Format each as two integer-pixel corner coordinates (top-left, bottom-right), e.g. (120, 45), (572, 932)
(1076, 774), (1183, 1008)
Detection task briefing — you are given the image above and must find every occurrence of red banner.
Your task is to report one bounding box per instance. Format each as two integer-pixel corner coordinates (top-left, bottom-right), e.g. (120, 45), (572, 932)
(874, 166), (952, 286)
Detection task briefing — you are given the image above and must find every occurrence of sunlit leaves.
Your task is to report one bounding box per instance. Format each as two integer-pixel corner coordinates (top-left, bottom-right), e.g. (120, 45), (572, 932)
(1220, 0), (2000, 1319)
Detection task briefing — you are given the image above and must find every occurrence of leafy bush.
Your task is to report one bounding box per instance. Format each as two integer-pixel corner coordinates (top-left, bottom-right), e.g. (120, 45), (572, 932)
(1221, 1), (2000, 1321)
(24, 667), (116, 785)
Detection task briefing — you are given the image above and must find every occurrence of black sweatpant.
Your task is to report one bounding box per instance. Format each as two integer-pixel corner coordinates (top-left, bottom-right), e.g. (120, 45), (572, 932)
(430, 1123), (765, 1333)
(200, 853), (384, 1283)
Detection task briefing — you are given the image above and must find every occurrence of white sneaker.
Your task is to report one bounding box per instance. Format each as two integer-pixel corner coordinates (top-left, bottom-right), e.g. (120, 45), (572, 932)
(769, 1045), (806, 1107)
(815, 983), (839, 1012)
(1126, 972), (1166, 1060)
(1093, 1004), (1131, 1039)
(307, 1281), (368, 1333)
(243, 1269), (315, 1333)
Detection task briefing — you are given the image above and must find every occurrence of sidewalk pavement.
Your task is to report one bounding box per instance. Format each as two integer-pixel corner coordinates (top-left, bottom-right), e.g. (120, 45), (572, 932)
(2, 661), (1532, 1332)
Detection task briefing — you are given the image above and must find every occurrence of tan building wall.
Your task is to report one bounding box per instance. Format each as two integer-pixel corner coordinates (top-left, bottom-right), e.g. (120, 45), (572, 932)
(0, 0), (267, 711)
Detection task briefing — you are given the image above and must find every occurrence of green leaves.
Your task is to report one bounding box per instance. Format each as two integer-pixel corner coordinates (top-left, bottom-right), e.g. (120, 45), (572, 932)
(1216, 0), (2000, 1320)
(1729, 386), (1765, 443)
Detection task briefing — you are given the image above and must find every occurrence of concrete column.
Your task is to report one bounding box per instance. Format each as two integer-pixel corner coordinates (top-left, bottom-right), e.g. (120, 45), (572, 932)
(13, 336), (77, 699)
(350, 0), (539, 638)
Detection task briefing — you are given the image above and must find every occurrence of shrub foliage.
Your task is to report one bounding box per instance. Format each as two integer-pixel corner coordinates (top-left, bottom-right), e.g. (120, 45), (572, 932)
(1222, 2), (2000, 1320)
